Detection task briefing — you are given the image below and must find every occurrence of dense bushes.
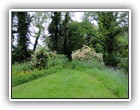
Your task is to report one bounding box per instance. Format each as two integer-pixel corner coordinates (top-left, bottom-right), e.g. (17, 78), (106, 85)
(72, 45), (103, 62)
(12, 54), (68, 87)
(12, 46), (32, 64)
(118, 57), (128, 73)
(12, 50), (68, 86)
(12, 46), (128, 87)
(12, 62), (60, 87)
(48, 54), (68, 67)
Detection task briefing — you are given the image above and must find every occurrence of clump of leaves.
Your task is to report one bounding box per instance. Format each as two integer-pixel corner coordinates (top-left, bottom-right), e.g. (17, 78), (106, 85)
(30, 48), (49, 70)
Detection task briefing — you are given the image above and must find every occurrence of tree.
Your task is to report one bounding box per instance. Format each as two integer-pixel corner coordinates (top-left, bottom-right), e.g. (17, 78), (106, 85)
(12, 12), (31, 63)
(48, 12), (94, 61)
(31, 12), (48, 51)
(62, 12), (72, 61)
(97, 12), (128, 66)
(48, 12), (62, 53)
(83, 12), (128, 67)
(64, 21), (91, 60)
(12, 12), (17, 42)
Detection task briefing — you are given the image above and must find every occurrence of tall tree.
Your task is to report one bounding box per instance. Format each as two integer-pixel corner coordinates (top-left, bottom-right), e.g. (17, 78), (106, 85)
(63, 12), (72, 61)
(12, 12), (17, 42)
(48, 12), (62, 53)
(16, 12), (31, 62)
(31, 12), (48, 51)
(97, 12), (128, 66)
(83, 12), (128, 67)
(48, 12), (89, 61)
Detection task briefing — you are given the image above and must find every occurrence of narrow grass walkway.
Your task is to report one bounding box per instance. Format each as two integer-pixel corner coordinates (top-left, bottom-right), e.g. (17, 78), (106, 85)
(12, 69), (118, 98)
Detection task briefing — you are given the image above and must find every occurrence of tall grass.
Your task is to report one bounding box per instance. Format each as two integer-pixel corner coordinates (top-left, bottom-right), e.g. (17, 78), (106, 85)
(72, 59), (105, 71)
(12, 55), (67, 87)
(71, 59), (128, 98)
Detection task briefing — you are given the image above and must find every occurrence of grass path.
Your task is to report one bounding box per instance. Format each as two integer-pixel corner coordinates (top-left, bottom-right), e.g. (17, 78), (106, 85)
(12, 69), (118, 98)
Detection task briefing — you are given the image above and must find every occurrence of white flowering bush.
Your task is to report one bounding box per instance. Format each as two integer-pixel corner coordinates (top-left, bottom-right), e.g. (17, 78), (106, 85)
(72, 45), (103, 62)
(30, 48), (49, 70)
(47, 51), (57, 59)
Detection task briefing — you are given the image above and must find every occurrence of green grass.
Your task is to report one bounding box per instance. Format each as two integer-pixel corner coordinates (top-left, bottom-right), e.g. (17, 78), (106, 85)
(12, 69), (118, 98)
(12, 56), (66, 87)
(12, 58), (128, 98)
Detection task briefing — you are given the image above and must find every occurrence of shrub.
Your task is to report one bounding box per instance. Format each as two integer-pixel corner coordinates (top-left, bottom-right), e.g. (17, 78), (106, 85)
(30, 48), (49, 70)
(48, 51), (57, 59)
(72, 45), (103, 62)
(12, 54), (67, 86)
(117, 57), (128, 73)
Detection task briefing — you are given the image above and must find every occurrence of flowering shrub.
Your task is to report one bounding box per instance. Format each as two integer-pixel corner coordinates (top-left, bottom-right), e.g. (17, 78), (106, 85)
(30, 48), (49, 70)
(72, 45), (103, 62)
(47, 51), (57, 59)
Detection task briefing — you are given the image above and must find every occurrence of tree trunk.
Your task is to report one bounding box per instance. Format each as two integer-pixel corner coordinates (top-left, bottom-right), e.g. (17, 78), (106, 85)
(63, 12), (72, 61)
(33, 36), (39, 51)
(17, 12), (30, 62)
(33, 27), (42, 51)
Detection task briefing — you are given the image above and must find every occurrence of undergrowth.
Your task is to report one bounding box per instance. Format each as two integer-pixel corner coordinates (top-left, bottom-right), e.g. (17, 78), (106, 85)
(12, 55), (67, 87)
(71, 59), (128, 98)
(12, 53), (128, 98)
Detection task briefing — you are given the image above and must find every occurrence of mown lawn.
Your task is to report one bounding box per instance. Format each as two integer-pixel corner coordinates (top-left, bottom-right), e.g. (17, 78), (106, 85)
(12, 61), (128, 98)
(12, 69), (117, 98)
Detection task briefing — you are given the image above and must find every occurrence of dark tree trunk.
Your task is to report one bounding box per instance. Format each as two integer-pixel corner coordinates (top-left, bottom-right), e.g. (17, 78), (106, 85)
(63, 27), (72, 61)
(67, 52), (72, 61)
(63, 12), (72, 61)
(33, 36), (39, 51)
(103, 34), (118, 67)
(33, 27), (41, 51)
(17, 12), (30, 62)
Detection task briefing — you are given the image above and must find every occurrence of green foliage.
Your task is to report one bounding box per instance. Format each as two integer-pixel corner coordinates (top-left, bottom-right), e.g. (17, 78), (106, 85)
(83, 12), (128, 70)
(72, 59), (105, 71)
(68, 21), (96, 52)
(12, 59), (128, 98)
(67, 21), (85, 51)
(30, 48), (49, 70)
(32, 12), (48, 51)
(12, 46), (33, 64)
(115, 33), (128, 72)
(12, 11), (129, 72)
(16, 12), (31, 62)
(12, 46), (21, 63)
(118, 57), (128, 73)
(95, 43), (103, 53)
(48, 12), (62, 53)
(72, 62), (77, 69)
(12, 53), (68, 86)
(48, 16), (98, 61)
(12, 64), (59, 87)
(12, 11), (129, 98)
(63, 12), (73, 61)
(72, 60), (128, 98)
(48, 54), (68, 67)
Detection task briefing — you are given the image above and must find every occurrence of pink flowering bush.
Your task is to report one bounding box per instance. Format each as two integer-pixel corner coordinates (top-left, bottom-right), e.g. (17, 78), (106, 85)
(72, 45), (103, 62)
